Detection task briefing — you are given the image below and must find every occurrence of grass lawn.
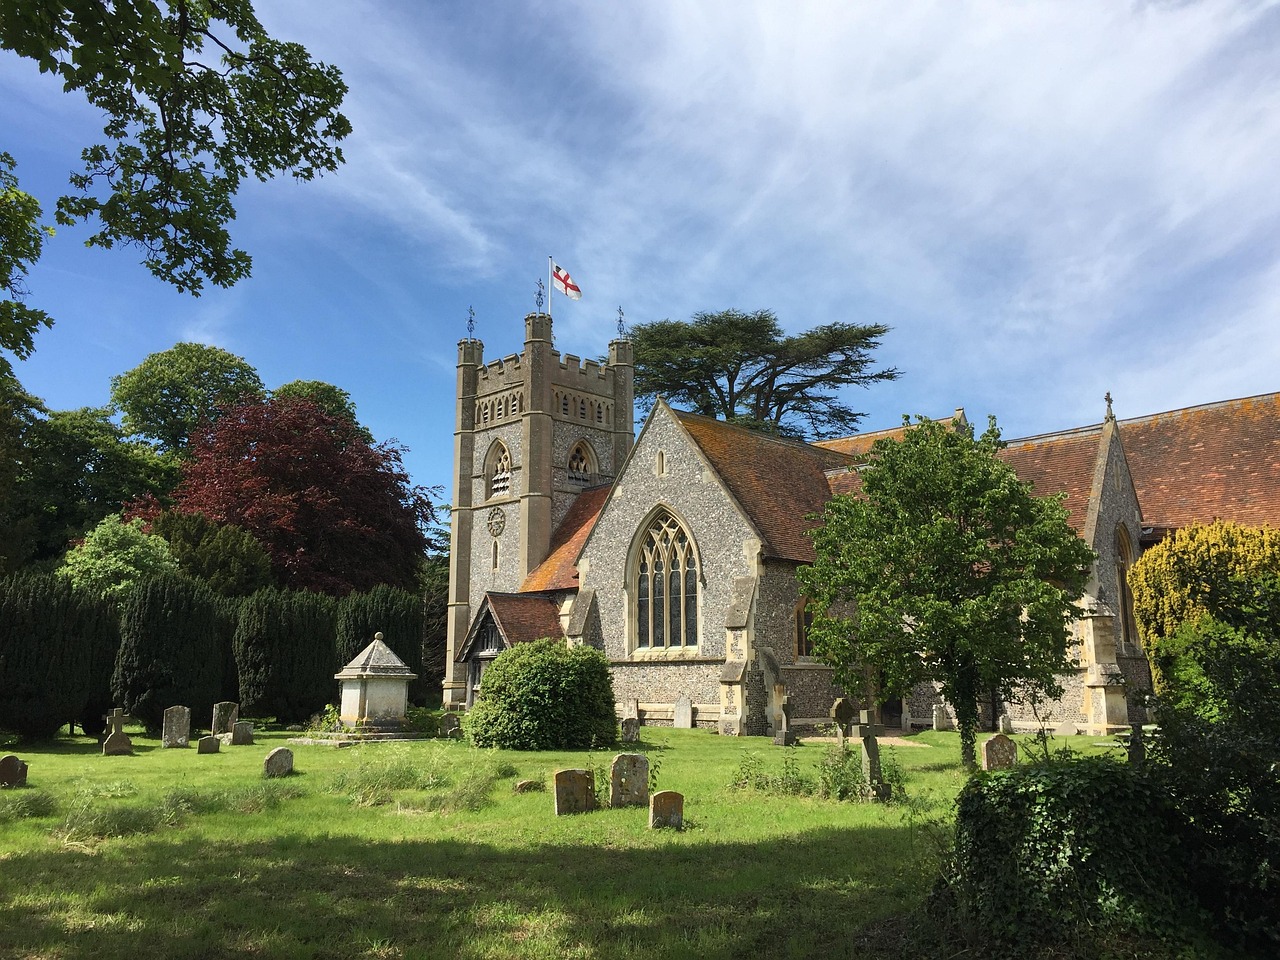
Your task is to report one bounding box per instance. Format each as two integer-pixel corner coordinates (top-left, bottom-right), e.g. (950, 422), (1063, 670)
(0, 725), (1123, 959)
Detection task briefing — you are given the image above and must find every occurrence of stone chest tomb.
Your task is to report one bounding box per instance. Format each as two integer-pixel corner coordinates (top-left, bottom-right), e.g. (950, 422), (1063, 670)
(335, 633), (417, 729)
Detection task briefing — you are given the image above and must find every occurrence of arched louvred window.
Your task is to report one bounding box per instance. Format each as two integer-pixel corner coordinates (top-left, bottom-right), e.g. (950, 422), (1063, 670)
(633, 510), (699, 649)
(561, 394), (570, 416)
(567, 441), (595, 488)
(487, 441), (512, 499)
(579, 398), (588, 419)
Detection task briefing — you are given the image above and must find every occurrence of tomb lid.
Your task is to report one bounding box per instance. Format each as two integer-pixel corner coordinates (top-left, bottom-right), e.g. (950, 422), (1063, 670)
(335, 633), (417, 680)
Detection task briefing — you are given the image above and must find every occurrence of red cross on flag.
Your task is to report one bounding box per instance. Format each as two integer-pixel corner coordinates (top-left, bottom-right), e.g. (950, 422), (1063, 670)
(552, 261), (582, 300)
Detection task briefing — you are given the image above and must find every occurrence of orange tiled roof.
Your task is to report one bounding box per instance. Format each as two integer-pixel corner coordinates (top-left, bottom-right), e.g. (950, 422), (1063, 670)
(485, 592), (564, 643)
(520, 484), (612, 592)
(675, 411), (856, 562)
(1119, 393), (1280, 532)
(999, 428), (1103, 532)
(815, 409), (967, 458)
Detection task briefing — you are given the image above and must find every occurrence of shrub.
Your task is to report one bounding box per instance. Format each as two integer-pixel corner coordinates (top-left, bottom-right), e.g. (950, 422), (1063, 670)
(942, 756), (1202, 955)
(58, 514), (179, 606)
(149, 510), (275, 597)
(465, 638), (616, 750)
(0, 573), (117, 738)
(234, 588), (337, 724)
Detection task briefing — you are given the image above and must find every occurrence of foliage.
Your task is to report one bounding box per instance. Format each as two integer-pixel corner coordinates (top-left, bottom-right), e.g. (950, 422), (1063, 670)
(630, 308), (899, 439)
(0, 1), (349, 316)
(163, 396), (434, 595)
(233, 587), (337, 724)
(148, 509), (274, 597)
(942, 757), (1200, 956)
(799, 416), (1094, 767)
(273, 379), (371, 441)
(730, 749), (815, 796)
(110, 342), (264, 454)
(336, 584), (426, 701)
(58, 514), (179, 606)
(112, 572), (225, 731)
(0, 572), (116, 738)
(465, 639), (617, 750)
(1128, 519), (1280, 693)
(0, 152), (53, 375)
(418, 551), (449, 698)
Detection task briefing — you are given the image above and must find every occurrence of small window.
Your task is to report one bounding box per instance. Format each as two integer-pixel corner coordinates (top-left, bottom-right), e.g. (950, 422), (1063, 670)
(596, 404), (604, 423)
(568, 442), (594, 487)
(561, 395), (570, 416)
(579, 399), (587, 419)
(656, 450), (666, 476)
(795, 599), (816, 658)
(491, 540), (499, 570)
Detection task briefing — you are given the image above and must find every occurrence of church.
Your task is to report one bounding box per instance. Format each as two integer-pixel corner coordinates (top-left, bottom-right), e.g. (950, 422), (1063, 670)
(443, 310), (1280, 736)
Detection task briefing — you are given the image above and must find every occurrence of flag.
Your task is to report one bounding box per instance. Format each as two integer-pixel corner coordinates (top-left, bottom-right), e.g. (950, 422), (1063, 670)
(551, 261), (582, 300)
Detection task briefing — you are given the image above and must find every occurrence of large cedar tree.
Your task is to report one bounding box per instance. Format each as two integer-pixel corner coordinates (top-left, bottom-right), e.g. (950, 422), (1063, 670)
(168, 397), (433, 595)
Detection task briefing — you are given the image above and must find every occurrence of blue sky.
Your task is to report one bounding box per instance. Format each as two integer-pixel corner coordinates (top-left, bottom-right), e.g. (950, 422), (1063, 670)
(4, 1), (1280, 502)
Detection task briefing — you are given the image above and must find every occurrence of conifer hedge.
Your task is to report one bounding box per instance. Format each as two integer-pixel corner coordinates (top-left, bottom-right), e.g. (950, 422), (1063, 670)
(234, 588), (337, 723)
(336, 584), (425, 701)
(0, 573), (117, 738)
(113, 573), (223, 731)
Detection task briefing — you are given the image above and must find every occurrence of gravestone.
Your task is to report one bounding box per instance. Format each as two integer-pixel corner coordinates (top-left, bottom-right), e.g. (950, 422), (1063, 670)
(981, 733), (1018, 771)
(932, 704), (949, 731)
(554, 769), (596, 815)
(211, 701), (239, 736)
(610, 753), (649, 808)
(997, 713), (1014, 734)
(861, 734), (889, 799)
(830, 698), (856, 739)
(1054, 721), (1077, 737)
(162, 706), (190, 748)
(649, 790), (684, 829)
(102, 708), (133, 756)
(197, 735), (220, 754)
(773, 697), (796, 746)
(623, 698), (639, 721)
(673, 696), (693, 729)
(1127, 722), (1146, 767)
(850, 709), (881, 740)
(439, 713), (461, 738)
(513, 779), (544, 794)
(900, 708), (913, 733)
(0, 754), (28, 787)
(621, 717), (640, 742)
(263, 747), (294, 778)
(231, 721), (254, 745)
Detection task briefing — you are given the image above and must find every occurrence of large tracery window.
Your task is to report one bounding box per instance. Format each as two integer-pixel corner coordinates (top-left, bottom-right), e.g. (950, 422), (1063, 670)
(634, 510), (699, 649)
(488, 442), (512, 499)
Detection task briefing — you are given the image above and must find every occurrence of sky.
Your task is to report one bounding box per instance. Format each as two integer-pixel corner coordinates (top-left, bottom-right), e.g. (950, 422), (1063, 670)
(4, 0), (1280, 504)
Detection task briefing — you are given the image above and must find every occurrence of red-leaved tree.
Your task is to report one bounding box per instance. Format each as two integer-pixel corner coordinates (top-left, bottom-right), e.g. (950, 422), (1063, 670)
(156, 397), (434, 596)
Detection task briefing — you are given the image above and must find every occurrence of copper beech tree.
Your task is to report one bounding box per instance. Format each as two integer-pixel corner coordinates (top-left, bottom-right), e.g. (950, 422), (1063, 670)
(141, 396), (435, 596)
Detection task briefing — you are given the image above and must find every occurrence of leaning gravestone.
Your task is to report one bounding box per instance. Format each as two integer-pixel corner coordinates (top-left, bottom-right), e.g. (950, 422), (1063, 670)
(197, 735), (220, 754)
(162, 705), (190, 748)
(439, 713), (461, 739)
(263, 747), (294, 778)
(649, 790), (684, 829)
(981, 733), (1018, 771)
(610, 753), (649, 808)
(230, 721), (254, 745)
(554, 769), (596, 815)
(673, 696), (693, 729)
(102, 708), (134, 756)
(211, 702), (239, 736)
(0, 754), (28, 787)
(621, 716), (640, 743)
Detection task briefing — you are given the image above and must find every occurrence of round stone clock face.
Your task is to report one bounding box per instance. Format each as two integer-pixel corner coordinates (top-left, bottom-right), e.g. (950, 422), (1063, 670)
(486, 507), (506, 537)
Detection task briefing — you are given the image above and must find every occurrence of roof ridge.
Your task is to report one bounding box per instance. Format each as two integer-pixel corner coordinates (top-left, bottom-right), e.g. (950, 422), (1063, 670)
(672, 408), (853, 461)
(1117, 391), (1280, 427)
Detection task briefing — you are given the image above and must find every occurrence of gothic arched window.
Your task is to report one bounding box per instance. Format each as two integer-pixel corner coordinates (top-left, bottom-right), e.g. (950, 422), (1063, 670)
(634, 510), (699, 649)
(1115, 526), (1138, 654)
(487, 442), (512, 499)
(567, 441), (595, 488)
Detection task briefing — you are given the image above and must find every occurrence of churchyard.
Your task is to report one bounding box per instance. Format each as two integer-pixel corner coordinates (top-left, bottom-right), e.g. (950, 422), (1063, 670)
(0, 723), (1119, 960)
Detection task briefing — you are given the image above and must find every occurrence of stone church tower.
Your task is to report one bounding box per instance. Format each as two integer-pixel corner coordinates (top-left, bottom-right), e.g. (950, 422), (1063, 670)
(442, 311), (634, 706)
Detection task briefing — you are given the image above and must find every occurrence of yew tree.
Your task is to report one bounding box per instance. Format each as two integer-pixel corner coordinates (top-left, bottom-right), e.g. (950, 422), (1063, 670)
(799, 416), (1094, 768)
(166, 396), (434, 595)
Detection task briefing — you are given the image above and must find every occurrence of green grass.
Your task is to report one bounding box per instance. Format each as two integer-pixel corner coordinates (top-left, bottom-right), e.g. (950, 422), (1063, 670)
(0, 725), (1125, 959)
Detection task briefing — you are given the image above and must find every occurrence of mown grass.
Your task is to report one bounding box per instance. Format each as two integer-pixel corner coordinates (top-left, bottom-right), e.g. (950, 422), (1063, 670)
(0, 725), (1125, 959)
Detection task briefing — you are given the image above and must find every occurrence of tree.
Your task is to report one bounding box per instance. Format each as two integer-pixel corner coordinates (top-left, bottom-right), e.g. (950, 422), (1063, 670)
(273, 379), (371, 442)
(58, 513), (179, 605)
(336, 584), (426, 702)
(798, 416), (1094, 768)
(0, 152), (53, 375)
(163, 396), (435, 595)
(110, 342), (264, 454)
(1128, 519), (1280, 694)
(233, 587), (336, 723)
(148, 509), (274, 596)
(0, 1), (349, 357)
(630, 309), (899, 439)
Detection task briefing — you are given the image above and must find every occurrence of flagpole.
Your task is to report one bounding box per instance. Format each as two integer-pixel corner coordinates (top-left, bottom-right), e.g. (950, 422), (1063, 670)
(547, 255), (553, 318)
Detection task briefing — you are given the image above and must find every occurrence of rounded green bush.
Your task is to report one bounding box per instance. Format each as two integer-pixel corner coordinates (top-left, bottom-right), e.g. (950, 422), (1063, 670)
(465, 638), (616, 750)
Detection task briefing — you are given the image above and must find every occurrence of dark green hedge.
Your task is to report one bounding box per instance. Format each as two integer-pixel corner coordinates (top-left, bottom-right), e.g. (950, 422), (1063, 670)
(465, 638), (616, 750)
(234, 587), (337, 724)
(335, 584), (425, 702)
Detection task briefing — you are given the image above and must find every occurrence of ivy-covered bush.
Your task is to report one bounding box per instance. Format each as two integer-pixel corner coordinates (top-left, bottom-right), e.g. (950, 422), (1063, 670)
(943, 757), (1200, 954)
(234, 588), (337, 723)
(112, 573), (223, 731)
(0, 573), (117, 738)
(465, 638), (616, 750)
